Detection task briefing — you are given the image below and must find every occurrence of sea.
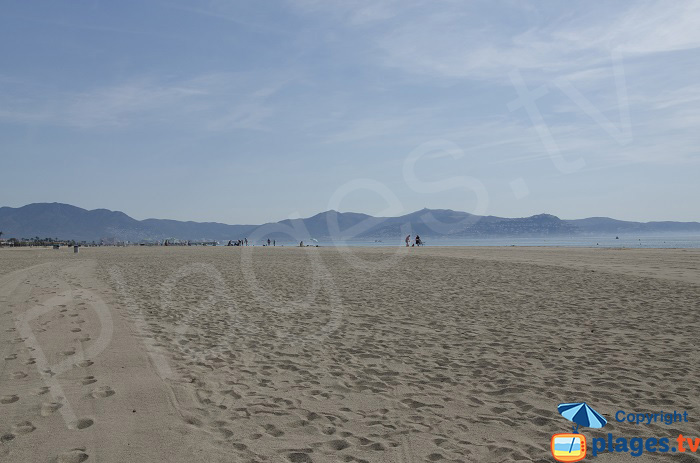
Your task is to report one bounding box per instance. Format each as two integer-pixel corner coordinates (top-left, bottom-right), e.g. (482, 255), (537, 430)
(270, 235), (700, 249)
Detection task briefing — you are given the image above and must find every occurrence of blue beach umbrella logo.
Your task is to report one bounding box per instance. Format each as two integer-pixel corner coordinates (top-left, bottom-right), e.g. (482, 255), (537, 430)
(552, 402), (607, 461)
(558, 402), (608, 433)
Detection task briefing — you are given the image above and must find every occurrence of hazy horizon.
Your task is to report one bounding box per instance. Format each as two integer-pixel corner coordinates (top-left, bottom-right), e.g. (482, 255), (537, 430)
(4, 201), (700, 226)
(1, 1), (699, 224)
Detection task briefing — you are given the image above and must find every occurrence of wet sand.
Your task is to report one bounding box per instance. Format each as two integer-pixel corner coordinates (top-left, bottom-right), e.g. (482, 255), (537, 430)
(1, 246), (699, 462)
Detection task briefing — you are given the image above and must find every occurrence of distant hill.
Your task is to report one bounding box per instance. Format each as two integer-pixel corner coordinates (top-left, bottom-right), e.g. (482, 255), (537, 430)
(563, 217), (700, 234)
(0, 203), (254, 242)
(1, 203), (699, 242)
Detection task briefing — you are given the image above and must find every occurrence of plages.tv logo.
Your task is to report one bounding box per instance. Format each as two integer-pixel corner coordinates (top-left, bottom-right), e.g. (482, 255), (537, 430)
(551, 402), (607, 462)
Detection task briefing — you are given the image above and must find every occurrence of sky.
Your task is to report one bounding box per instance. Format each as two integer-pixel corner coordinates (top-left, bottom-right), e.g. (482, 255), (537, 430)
(1, 0), (699, 224)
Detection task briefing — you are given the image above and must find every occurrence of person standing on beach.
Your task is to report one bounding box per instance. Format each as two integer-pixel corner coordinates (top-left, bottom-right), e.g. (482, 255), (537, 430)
(244, 238), (248, 246)
(273, 240), (276, 246)
(267, 238), (271, 246)
(405, 235), (411, 247)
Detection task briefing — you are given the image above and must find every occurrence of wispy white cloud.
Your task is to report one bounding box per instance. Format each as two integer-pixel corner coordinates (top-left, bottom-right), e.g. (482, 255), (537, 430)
(0, 72), (289, 131)
(160, 0), (289, 34)
(291, 1), (700, 82)
(554, 1), (700, 55)
(205, 104), (275, 132)
(64, 81), (205, 128)
(320, 110), (432, 144)
(3, 0), (697, 172)
(1, 12), (182, 39)
(289, 0), (420, 25)
(650, 84), (700, 110)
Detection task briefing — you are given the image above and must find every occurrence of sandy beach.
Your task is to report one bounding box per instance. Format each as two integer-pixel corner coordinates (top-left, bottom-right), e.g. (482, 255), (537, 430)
(1, 246), (699, 462)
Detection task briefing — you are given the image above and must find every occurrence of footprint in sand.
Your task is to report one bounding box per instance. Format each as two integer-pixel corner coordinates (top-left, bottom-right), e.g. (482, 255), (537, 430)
(57, 448), (89, 463)
(218, 428), (234, 439)
(80, 376), (97, 385)
(1, 395), (19, 404)
(325, 439), (350, 451)
(41, 402), (63, 416)
(75, 360), (93, 368)
(35, 386), (51, 395)
(366, 442), (386, 451)
(70, 418), (94, 430)
(4, 354), (17, 360)
(11, 371), (28, 379)
(90, 386), (115, 398)
(262, 424), (284, 437)
(75, 335), (91, 342)
(62, 349), (76, 357)
(183, 416), (203, 427)
(11, 421), (36, 434)
(1, 433), (15, 443)
(287, 452), (312, 463)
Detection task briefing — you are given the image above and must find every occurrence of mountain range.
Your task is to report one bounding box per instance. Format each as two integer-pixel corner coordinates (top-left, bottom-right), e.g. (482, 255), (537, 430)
(1, 203), (699, 242)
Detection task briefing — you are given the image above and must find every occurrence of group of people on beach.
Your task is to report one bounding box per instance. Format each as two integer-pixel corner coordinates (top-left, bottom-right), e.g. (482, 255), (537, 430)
(227, 238), (277, 246)
(405, 234), (423, 247)
(228, 237), (423, 247)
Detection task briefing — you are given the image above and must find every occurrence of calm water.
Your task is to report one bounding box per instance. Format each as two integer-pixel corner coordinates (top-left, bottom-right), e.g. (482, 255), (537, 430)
(270, 235), (700, 249)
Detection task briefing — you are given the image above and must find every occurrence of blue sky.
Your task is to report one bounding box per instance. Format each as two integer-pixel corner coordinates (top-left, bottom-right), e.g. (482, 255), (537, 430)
(1, 0), (699, 223)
